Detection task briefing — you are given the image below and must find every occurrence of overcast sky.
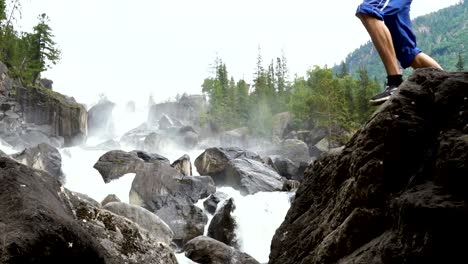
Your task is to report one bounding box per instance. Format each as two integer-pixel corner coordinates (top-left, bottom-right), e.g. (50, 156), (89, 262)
(15, 0), (461, 106)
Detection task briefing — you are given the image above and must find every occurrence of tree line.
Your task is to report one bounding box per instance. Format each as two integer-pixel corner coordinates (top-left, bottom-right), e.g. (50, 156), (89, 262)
(201, 50), (380, 143)
(0, 0), (60, 86)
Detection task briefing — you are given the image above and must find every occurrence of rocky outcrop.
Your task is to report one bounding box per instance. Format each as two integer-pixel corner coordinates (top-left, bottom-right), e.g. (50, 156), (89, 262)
(11, 142), (64, 184)
(184, 236), (259, 264)
(269, 69), (468, 264)
(15, 85), (87, 146)
(101, 194), (121, 206)
(0, 157), (177, 263)
(207, 198), (238, 248)
(87, 99), (116, 138)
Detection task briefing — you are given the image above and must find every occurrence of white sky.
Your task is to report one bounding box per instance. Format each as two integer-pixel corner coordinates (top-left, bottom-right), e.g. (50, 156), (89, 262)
(15, 0), (461, 106)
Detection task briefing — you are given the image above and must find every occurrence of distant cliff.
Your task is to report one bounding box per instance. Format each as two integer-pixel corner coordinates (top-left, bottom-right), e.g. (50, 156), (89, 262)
(269, 69), (468, 264)
(0, 61), (87, 148)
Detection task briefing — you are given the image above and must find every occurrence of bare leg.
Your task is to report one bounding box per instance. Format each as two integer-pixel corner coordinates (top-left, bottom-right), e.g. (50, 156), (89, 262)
(411, 52), (443, 69)
(357, 14), (401, 76)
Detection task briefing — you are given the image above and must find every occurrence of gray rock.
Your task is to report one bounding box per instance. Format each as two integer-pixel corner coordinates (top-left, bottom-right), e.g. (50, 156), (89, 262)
(223, 158), (284, 195)
(184, 236), (259, 264)
(265, 155), (302, 181)
(11, 142), (65, 184)
(278, 139), (310, 164)
(194, 147), (262, 176)
(272, 112), (293, 139)
(103, 202), (174, 245)
(130, 161), (216, 247)
(220, 127), (249, 148)
(171, 154), (192, 176)
(159, 114), (174, 130)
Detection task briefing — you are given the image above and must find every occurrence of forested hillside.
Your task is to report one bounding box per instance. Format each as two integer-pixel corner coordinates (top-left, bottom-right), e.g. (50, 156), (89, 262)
(336, 0), (467, 83)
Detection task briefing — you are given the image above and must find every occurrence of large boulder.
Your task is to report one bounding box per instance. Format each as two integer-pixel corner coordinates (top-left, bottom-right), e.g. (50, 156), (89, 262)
(0, 157), (177, 263)
(103, 202), (174, 245)
(277, 139), (311, 164)
(265, 155), (304, 181)
(184, 236), (259, 264)
(87, 99), (116, 138)
(272, 112), (293, 139)
(269, 69), (468, 264)
(129, 160), (216, 247)
(194, 147), (262, 176)
(93, 150), (144, 183)
(220, 127), (249, 148)
(11, 142), (64, 184)
(223, 158), (284, 195)
(207, 198), (238, 248)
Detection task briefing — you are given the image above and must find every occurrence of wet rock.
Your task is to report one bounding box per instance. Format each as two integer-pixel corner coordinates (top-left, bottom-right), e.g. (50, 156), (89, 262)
(220, 127), (249, 148)
(159, 114), (174, 130)
(265, 155), (302, 181)
(203, 192), (229, 215)
(207, 198), (238, 248)
(269, 69), (468, 264)
(184, 236), (259, 264)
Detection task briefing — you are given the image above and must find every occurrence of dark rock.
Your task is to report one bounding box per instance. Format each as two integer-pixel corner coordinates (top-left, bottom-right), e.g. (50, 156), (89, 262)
(194, 147), (262, 176)
(269, 69), (468, 264)
(69, 191), (101, 208)
(297, 128), (328, 148)
(266, 155), (302, 181)
(103, 202), (174, 245)
(184, 236), (259, 264)
(11, 142), (64, 184)
(101, 194), (121, 206)
(171, 154), (192, 176)
(0, 157), (177, 263)
(87, 99), (116, 138)
(132, 150), (170, 164)
(222, 158), (283, 195)
(93, 150), (143, 183)
(277, 139), (310, 164)
(203, 192), (229, 214)
(281, 179), (300, 192)
(207, 198), (238, 248)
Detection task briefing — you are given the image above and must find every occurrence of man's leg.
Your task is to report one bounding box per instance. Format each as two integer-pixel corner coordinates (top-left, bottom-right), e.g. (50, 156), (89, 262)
(411, 52), (443, 69)
(357, 13), (401, 76)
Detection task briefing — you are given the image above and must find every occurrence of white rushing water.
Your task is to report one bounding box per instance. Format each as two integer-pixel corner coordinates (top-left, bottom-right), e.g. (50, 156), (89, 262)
(0, 102), (293, 264)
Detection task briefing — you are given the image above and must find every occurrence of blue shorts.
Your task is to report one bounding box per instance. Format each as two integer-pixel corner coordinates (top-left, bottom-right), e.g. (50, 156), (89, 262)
(356, 0), (421, 68)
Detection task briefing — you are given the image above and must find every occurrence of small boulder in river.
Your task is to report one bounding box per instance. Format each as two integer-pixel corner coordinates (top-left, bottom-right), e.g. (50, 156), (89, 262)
(171, 154), (192, 176)
(194, 147), (262, 175)
(207, 198), (238, 248)
(184, 236), (259, 264)
(203, 191), (229, 214)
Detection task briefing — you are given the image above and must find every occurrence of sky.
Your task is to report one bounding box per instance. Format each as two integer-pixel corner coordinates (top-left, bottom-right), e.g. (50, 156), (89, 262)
(13, 0), (461, 107)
